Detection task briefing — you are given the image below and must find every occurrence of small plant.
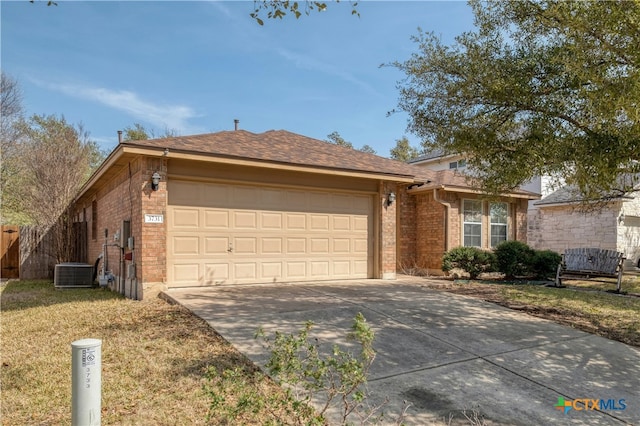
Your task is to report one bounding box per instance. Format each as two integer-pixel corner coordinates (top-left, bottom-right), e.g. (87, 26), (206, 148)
(204, 313), (407, 425)
(530, 249), (562, 280)
(494, 241), (535, 279)
(442, 246), (496, 279)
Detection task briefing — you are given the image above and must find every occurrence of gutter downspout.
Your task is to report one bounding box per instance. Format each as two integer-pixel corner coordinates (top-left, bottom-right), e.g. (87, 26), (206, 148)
(433, 187), (451, 252)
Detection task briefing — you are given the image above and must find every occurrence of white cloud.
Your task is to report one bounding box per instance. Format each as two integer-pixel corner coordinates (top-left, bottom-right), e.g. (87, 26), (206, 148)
(34, 79), (198, 133)
(275, 48), (382, 97)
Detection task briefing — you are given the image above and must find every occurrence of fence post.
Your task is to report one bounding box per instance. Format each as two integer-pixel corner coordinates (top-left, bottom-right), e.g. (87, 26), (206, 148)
(71, 338), (102, 426)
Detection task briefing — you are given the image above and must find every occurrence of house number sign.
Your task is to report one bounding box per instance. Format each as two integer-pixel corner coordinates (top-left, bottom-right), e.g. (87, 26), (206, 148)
(144, 214), (164, 223)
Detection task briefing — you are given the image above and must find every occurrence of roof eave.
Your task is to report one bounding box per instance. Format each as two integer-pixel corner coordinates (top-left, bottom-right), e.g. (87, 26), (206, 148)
(408, 183), (540, 200)
(123, 145), (417, 183)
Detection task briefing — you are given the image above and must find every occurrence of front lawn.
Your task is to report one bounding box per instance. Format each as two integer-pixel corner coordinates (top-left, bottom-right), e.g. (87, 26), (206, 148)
(0, 280), (293, 425)
(418, 278), (640, 347)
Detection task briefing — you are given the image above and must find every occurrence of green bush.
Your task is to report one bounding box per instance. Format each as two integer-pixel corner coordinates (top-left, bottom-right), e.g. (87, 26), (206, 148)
(442, 246), (496, 279)
(530, 249), (562, 280)
(494, 241), (536, 279)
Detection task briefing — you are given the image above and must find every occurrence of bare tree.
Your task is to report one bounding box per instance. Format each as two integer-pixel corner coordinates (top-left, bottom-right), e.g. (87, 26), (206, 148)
(5, 114), (104, 261)
(1, 72), (26, 224)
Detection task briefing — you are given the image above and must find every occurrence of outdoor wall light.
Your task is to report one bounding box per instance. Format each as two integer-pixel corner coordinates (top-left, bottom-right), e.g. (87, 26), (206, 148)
(619, 213), (625, 224)
(151, 172), (161, 191)
(387, 192), (396, 206)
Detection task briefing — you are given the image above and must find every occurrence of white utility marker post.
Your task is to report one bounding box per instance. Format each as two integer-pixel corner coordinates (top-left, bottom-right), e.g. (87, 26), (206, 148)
(71, 338), (102, 426)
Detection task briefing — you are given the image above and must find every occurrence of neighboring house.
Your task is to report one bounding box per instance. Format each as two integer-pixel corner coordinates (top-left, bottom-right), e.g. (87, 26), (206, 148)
(410, 152), (555, 209)
(68, 129), (538, 299)
(528, 185), (640, 270)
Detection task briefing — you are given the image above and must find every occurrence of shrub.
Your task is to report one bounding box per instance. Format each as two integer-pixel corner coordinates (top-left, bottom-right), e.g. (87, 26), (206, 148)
(204, 313), (408, 425)
(530, 249), (562, 280)
(494, 241), (535, 279)
(442, 246), (496, 279)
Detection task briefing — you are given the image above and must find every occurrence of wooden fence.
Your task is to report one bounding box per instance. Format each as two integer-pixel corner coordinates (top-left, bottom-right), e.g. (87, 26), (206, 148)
(1, 222), (88, 280)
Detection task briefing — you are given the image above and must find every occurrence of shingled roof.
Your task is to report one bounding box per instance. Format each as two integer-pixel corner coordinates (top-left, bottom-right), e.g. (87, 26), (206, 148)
(123, 129), (417, 179)
(407, 169), (540, 199)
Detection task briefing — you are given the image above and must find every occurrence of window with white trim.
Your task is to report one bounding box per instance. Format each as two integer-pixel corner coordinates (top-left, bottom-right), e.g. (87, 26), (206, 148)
(463, 199), (482, 247)
(490, 202), (508, 248)
(448, 159), (467, 170)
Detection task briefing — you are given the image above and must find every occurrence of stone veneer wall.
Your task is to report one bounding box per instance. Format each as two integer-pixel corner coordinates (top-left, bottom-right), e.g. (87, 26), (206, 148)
(527, 203), (620, 254)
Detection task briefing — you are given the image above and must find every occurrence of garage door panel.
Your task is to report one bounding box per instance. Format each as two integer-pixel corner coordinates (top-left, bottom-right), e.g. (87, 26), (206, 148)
(172, 208), (199, 228)
(354, 260), (368, 275)
(204, 210), (229, 228)
(203, 185), (230, 207)
(261, 262), (282, 278)
(168, 180), (373, 287)
(333, 239), (350, 253)
(311, 261), (330, 277)
(333, 261), (351, 276)
(354, 238), (369, 253)
(205, 263), (229, 283)
(310, 238), (329, 254)
(286, 262), (306, 278)
(262, 238), (283, 254)
(286, 214), (306, 230)
(234, 237), (257, 254)
(286, 190), (308, 210)
(235, 263), (257, 280)
(261, 188), (286, 207)
(310, 192), (331, 210)
(310, 214), (330, 230)
(332, 194), (354, 211)
(173, 263), (200, 282)
(287, 238), (306, 254)
(172, 236), (200, 255)
(204, 237), (229, 255)
(262, 212), (283, 229)
(333, 216), (351, 231)
(353, 216), (368, 231)
(234, 211), (258, 228)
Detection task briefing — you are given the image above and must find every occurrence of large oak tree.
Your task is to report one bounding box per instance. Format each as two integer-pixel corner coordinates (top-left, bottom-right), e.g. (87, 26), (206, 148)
(391, 0), (640, 201)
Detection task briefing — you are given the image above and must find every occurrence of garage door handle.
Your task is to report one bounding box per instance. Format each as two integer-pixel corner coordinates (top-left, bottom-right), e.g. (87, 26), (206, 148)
(227, 244), (233, 253)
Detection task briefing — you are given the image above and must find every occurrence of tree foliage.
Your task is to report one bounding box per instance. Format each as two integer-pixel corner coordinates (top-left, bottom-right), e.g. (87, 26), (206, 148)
(359, 144), (376, 154)
(2, 114), (105, 260)
(121, 123), (178, 142)
(250, 0), (359, 25)
(326, 131), (377, 154)
(392, 0), (640, 201)
(389, 136), (420, 162)
(326, 130), (354, 149)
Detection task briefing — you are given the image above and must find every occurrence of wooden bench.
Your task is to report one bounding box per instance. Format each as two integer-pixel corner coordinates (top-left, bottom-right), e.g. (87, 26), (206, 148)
(555, 248), (625, 292)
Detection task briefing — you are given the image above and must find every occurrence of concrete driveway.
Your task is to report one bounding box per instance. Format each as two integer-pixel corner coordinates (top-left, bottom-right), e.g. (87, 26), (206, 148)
(162, 278), (639, 425)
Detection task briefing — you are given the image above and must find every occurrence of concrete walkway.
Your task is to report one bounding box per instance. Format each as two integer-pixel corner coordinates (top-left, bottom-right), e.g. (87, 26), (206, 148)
(163, 278), (639, 425)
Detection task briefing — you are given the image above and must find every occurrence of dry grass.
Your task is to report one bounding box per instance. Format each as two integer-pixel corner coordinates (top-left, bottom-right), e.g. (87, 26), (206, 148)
(0, 280), (292, 425)
(417, 277), (640, 347)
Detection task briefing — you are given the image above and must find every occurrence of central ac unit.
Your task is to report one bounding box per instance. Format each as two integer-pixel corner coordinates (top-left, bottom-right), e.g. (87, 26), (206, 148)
(54, 263), (95, 288)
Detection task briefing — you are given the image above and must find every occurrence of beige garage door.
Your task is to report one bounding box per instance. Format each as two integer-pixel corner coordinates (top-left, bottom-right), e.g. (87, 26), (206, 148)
(167, 180), (374, 287)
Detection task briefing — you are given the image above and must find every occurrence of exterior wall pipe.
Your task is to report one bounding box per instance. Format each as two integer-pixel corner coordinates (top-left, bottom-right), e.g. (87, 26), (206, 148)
(433, 187), (452, 252)
(71, 338), (102, 426)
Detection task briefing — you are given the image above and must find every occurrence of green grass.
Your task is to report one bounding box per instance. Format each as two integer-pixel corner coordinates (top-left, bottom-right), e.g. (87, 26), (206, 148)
(0, 280), (293, 425)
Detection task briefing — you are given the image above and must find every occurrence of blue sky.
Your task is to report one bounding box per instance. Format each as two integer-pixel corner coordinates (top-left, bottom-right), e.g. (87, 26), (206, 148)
(1, 1), (475, 156)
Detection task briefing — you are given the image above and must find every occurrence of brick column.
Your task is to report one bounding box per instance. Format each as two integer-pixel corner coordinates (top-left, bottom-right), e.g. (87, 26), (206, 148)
(139, 157), (167, 298)
(380, 182), (397, 279)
